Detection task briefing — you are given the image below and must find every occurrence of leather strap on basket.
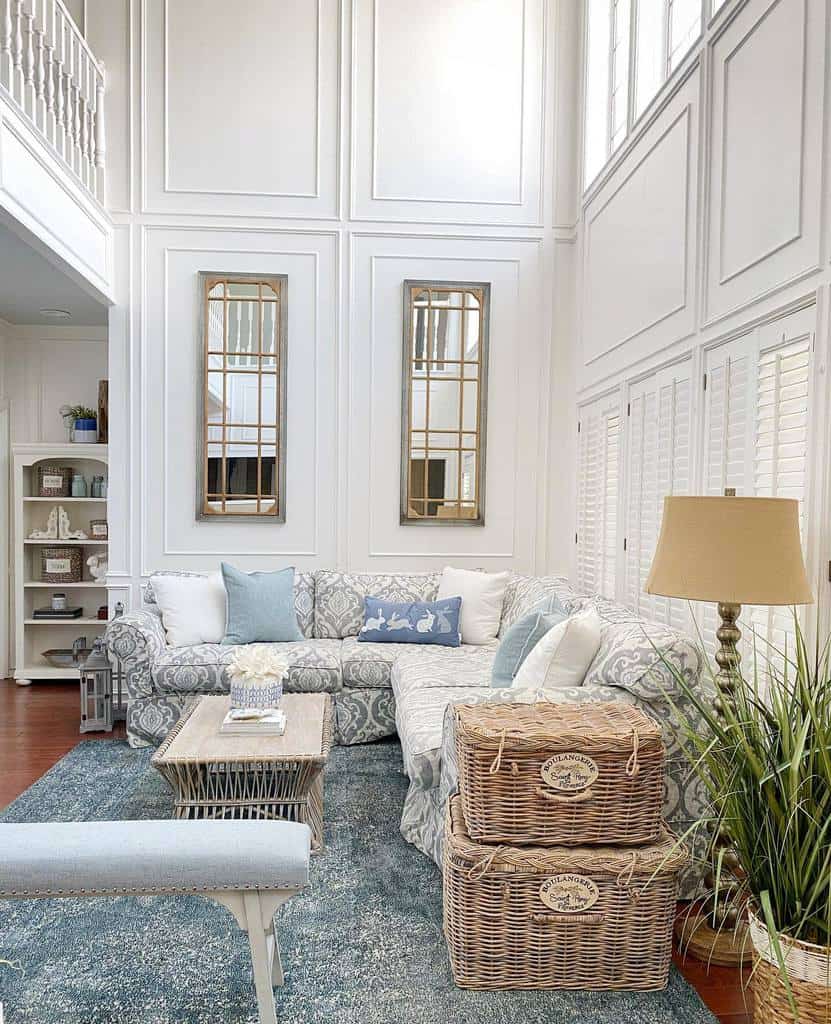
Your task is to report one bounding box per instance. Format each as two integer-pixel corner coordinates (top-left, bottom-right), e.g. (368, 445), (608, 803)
(615, 850), (641, 900)
(466, 845), (509, 882)
(531, 912), (605, 925)
(489, 730), (507, 774)
(625, 728), (640, 778)
(534, 785), (594, 804)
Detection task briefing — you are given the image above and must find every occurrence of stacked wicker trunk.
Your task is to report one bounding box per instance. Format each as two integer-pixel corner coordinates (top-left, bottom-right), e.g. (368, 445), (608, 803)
(443, 702), (687, 991)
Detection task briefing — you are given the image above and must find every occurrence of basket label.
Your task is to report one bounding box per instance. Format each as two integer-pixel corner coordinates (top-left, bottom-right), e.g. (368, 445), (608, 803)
(540, 753), (599, 792)
(539, 874), (600, 913)
(42, 474), (64, 489)
(45, 558), (71, 574)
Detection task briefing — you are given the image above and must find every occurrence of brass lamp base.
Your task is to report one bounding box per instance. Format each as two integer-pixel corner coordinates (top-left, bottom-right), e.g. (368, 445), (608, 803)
(714, 601), (742, 707)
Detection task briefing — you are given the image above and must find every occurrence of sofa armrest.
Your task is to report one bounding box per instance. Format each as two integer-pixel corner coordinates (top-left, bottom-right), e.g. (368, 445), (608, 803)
(106, 609), (168, 700)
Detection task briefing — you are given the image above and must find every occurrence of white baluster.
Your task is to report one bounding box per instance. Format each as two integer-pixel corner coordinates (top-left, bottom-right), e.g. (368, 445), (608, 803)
(23, 7), (34, 115)
(94, 62), (106, 203)
(79, 54), (88, 187)
(13, 1), (23, 103)
(34, 24), (44, 127)
(55, 13), (65, 158)
(45, 41), (55, 142)
(2, 0), (12, 88)
(72, 80), (81, 177)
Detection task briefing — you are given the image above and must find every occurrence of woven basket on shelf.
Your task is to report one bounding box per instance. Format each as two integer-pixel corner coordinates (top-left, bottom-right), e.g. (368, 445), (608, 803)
(454, 702), (665, 846)
(749, 910), (831, 1022)
(36, 464), (72, 497)
(442, 796), (687, 991)
(41, 547), (83, 583)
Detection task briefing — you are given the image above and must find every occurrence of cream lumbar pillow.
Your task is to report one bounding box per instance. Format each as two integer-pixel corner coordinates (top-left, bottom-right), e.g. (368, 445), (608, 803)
(437, 567), (510, 645)
(512, 607), (602, 689)
(149, 572), (227, 647)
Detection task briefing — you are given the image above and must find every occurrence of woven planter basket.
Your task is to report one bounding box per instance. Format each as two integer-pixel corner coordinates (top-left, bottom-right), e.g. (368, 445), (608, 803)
(36, 464), (72, 497)
(749, 910), (831, 1022)
(454, 702), (665, 846)
(442, 796), (687, 991)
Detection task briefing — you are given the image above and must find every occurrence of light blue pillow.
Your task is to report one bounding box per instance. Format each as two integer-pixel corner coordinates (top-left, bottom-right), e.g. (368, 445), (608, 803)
(491, 604), (567, 687)
(220, 563), (303, 645)
(358, 596), (462, 647)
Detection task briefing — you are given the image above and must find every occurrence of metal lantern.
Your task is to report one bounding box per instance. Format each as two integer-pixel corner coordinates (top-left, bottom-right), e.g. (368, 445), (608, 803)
(80, 637), (113, 733)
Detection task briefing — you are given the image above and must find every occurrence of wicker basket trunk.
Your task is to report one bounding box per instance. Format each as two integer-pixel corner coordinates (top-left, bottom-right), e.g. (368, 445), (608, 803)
(443, 797), (686, 991)
(454, 702), (665, 846)
(749, 911), (831, 1022)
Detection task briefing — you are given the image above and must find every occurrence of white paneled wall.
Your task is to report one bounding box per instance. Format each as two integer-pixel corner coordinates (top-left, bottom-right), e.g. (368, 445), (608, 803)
(88, 0), (580, 607)
(574, 0), (831, 645)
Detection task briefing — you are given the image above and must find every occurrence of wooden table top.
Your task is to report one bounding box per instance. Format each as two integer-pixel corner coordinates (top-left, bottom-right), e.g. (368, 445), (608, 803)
(153, 693), (330, 764)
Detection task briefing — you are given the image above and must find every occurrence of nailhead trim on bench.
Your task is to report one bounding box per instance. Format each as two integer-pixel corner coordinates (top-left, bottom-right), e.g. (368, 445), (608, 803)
(0, 881), (302, 898)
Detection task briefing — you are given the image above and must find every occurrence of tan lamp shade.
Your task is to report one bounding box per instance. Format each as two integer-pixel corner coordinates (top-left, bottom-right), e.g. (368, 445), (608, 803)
(645, 496), (814, 606)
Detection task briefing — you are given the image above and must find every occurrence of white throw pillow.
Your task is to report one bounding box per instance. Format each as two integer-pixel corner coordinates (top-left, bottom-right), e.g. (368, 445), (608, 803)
(437, 567), (510, 645)
(512, 607), (602, 689)
(149, 572), (227, 647)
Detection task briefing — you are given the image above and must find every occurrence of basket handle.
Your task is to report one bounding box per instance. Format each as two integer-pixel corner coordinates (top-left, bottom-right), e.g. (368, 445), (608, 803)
(531, 912), (605, 925)
(535, 785), (594, 804)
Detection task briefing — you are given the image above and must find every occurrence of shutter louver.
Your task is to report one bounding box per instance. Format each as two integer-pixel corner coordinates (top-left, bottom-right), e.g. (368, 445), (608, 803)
(576, 395), (621, 599)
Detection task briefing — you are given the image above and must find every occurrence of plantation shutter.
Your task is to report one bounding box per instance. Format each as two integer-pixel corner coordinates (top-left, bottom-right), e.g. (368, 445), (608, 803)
(623, 359), (692, 622)
(747, 320), (813, 661)
(576, 394), (621, 598)
(701, 309), (813, 662)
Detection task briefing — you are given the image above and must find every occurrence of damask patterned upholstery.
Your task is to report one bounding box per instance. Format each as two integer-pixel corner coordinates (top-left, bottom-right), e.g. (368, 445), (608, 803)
(333, 688), (398, 745)
(313, 570), (439, 639)
(497, 573), (588, 637)
(151, 639), (343, 696)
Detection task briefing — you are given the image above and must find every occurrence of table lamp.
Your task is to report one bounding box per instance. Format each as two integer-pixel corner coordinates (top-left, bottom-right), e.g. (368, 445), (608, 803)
(646, 495), (813, 702)
(646, 494), (813, 965)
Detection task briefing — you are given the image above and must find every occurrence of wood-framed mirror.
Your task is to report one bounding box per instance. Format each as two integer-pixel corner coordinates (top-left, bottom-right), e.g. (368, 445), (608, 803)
(196, 272), (288, 521)
(400, 280), (490, 526)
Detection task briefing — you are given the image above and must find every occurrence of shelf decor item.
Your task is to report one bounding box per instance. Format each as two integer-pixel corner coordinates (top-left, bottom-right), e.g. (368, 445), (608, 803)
(660, 615), (830, 1024)
(227, 644), (290, 711)
(41, 546), (83, 583)
(60, 404), (98, 443)
(80, 637), (113, 733)
(89, 519), (108, 539)
(37, 464), (72, 497)
(97, 380), (108, 444)
(71, 474), (88, 497)
(454, 702), (665, 847)
(442, 796), (687, 990)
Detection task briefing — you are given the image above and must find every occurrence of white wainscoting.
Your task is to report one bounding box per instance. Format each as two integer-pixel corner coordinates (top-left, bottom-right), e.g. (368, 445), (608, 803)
(703, 0), (825, 325)
(140, 0), (341, 219)
(579, 69), (699, 390)
(348, 233), (544, 571)
(139, 226), (340, 574)
(350, 0), (546, 226)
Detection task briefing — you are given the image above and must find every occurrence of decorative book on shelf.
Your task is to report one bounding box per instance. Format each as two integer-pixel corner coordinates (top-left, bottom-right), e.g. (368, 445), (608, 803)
(32, 606), (83, 619)
(219, 707), (287, 737)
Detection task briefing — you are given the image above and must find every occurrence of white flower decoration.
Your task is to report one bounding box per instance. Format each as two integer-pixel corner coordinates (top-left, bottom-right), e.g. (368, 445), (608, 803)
(227, 644), (289, 684)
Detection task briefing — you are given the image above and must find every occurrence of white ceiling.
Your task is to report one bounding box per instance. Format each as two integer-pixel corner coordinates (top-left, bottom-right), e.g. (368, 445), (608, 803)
(0, 222), (108, 326)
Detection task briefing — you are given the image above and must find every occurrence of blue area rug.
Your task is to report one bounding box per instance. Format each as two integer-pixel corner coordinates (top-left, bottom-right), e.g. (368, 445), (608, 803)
(0, 739), (718, 1023)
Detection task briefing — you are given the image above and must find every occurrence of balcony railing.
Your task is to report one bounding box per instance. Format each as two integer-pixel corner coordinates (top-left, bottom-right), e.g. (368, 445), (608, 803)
(1, 0), (105, 204)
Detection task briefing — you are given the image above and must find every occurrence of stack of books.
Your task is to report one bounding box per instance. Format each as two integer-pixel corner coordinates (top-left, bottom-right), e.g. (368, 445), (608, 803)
(32, 606), (83, 619)
(220, 706), (286, 736)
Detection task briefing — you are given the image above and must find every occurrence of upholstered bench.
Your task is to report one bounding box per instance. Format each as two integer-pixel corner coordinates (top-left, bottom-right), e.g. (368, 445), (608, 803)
(0, 819), (311, 1024)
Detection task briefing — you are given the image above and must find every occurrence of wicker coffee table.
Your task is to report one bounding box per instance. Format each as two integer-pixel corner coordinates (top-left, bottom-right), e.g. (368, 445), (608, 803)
(151, 693), (333, 850)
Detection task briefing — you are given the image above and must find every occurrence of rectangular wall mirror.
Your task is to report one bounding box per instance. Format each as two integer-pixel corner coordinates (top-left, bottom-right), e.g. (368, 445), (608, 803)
(401, 280), (490, 525)
(197, 272), (288, 521)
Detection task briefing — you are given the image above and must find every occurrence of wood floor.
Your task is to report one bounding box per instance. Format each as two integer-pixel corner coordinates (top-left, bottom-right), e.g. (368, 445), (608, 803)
(0, 677), (751, 1022)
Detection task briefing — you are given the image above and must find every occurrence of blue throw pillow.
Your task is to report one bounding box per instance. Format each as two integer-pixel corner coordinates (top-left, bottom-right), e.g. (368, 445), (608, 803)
(221, 563), (303, 645)
(358, 596), (462, 647)
(491, 603), (567, 686)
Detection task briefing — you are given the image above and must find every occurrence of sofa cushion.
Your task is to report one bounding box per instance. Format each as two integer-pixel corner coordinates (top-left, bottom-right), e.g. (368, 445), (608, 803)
(142, 570), (316, 639)
(151, 639), (343, 695)
(498, 574), (588, 637)
(585, 598), (703, 700)
(314, 570), (439, 638)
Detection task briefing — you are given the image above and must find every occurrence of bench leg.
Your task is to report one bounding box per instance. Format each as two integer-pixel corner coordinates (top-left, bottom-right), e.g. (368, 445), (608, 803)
(244, 892), (278, 1024)
(209, 889), (296, 1024)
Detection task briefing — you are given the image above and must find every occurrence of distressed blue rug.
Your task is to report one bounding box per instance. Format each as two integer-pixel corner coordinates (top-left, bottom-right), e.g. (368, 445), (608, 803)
(0, 740), (718, 1023)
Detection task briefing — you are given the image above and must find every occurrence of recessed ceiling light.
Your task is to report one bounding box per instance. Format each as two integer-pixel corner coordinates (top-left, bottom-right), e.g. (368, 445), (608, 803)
(39, 308), (72, 320)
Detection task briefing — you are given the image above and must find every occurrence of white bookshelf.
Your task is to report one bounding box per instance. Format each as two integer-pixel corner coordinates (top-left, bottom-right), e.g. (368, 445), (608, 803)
(12, 443), (109, 685)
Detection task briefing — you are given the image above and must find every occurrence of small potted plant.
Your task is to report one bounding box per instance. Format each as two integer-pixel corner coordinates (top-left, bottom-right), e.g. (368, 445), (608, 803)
(60, 404), (98, 443)
(666, 622), (831, 1023)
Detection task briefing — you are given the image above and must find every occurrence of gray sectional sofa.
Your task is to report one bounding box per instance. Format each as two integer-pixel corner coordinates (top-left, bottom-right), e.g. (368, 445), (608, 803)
(107, 568), (710, 895)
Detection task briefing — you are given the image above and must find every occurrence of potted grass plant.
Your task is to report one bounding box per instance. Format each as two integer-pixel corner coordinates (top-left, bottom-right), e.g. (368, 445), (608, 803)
(666, 620), (831, 1023)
